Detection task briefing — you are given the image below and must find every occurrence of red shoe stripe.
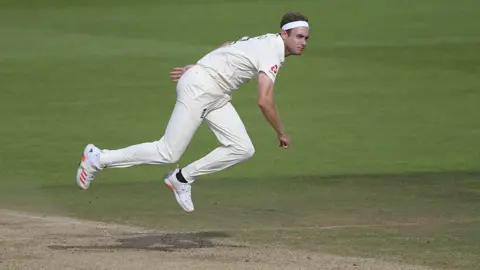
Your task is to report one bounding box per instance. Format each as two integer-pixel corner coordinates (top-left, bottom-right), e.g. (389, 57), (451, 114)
(80, 170), (86, 184)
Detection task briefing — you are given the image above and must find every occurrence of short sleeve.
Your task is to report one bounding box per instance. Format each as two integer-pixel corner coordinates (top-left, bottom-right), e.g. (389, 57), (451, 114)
(258, 55), (281, 83)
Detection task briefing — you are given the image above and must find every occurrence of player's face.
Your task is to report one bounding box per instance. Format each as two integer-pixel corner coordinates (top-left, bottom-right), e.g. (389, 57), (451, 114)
(282, 27), (310, 56)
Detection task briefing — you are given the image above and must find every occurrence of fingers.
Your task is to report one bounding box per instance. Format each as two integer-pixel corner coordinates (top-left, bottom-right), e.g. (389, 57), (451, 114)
(169, 70), (184, 76)
(169, 72), (182, 77)
(278, 139), (290, 149)
(169, 75), (181, 82)
(169, 67), (185, 82)
(170, 68), (184, 74)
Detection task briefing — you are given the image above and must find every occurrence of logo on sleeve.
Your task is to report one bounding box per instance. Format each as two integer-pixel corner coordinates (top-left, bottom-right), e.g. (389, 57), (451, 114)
(270, 64), (279, 74)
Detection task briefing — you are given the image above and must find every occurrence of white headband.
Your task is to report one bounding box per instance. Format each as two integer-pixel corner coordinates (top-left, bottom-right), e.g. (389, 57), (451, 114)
(281, 21), (309, 31)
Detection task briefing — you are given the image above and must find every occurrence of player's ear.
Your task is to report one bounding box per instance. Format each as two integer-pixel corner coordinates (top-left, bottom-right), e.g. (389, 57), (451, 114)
(280, 29), (289, 39)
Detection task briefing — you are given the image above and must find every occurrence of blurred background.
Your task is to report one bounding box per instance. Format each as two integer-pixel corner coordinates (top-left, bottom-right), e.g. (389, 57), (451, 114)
(1, 1), (479, 269)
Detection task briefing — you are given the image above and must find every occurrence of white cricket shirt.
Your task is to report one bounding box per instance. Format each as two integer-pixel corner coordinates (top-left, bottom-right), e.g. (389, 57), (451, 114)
(196, 33), (285, 94)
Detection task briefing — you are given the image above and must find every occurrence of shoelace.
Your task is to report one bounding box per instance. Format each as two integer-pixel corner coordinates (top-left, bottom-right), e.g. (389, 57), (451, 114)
(85, 172), (96, 183)
(179, 184), (191, 194)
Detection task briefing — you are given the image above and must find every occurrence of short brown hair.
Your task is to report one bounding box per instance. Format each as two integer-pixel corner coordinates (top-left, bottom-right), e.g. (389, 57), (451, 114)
(280, 12), (309, 29)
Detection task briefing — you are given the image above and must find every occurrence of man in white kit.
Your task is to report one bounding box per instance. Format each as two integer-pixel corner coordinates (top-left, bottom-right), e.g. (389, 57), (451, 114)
(76, 12), (310, 213)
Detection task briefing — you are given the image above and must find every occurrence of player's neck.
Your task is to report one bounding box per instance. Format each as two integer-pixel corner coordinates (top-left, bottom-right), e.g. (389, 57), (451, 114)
(280, 34), (293, 57)
(284, 46), (293, 57)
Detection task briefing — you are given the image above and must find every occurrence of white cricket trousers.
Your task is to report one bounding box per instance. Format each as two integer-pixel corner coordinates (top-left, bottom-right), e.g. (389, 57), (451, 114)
(99, 65), (255, 182)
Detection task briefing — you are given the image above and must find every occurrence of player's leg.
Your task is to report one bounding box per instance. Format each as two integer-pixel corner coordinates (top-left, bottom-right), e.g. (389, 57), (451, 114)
(163, 102), (253, 212)
(76, 69), (208, 190)
(179, 102), (255, 182)
(76, 99), (203, 190)
(99, 100), (201, 168)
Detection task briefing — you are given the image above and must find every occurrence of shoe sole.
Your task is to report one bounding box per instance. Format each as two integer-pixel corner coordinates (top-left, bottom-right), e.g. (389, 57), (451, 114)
(164, 177), (194, 213)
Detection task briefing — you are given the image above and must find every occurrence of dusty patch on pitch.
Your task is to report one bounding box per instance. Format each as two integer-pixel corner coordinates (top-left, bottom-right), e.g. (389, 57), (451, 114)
(0, 210), (430, 270)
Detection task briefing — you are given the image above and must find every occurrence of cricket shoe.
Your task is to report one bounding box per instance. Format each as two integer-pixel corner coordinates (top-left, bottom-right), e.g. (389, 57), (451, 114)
(76, 144), (102, 190)
(164, 169), (194, 213)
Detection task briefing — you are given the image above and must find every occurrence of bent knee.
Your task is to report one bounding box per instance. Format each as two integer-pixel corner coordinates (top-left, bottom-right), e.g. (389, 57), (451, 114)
(234, 143), (255, 160)
(244, 145), (255, 159)
(164, 148), (183, 163)
(165, 154), (181, 164)
(156, 141), (182, 164)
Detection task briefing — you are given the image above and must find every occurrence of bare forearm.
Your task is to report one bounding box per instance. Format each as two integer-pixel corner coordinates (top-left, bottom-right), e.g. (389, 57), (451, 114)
(259, 101), (285, 135)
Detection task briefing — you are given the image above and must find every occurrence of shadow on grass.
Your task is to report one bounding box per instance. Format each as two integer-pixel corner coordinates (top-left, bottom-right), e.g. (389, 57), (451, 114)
(49, 231), (245, 252)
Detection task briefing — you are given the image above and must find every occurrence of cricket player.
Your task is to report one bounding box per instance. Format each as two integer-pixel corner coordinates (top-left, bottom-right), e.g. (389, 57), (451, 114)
(76, 12), (310, 213)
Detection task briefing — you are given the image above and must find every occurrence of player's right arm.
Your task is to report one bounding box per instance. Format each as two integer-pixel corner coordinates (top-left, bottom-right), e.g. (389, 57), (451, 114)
(257, 72), (290, 148)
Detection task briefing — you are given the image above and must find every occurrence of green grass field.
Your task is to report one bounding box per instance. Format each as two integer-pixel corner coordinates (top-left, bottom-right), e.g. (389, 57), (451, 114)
(1, 0), (479, 269)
